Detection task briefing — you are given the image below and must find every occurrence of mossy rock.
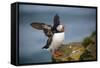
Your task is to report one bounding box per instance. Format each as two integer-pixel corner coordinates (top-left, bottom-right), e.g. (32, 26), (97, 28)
(52, 44), (85, 62)
(79, 50), (95, 60)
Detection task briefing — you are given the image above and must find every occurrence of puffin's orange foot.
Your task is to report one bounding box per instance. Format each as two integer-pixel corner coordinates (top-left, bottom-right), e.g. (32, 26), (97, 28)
(53, 50), (62, 57)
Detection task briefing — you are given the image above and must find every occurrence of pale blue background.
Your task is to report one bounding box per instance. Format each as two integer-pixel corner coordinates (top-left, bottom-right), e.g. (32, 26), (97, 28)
(19, 4), (96, 64)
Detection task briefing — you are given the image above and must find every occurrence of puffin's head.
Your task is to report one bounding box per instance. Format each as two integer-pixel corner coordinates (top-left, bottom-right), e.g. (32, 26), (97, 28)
(57, 25), (64, 32)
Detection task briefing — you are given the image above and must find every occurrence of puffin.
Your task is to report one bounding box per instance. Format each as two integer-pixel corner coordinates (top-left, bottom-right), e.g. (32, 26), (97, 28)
(31, 14), (64, 55)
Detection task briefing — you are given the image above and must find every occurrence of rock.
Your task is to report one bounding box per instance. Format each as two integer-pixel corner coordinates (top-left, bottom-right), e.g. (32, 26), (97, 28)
(52, 43), (85, 62)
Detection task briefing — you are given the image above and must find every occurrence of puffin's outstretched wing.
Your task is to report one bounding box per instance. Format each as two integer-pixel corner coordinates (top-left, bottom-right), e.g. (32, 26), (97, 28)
(31, 22), (53, 49)
(31, 22), (53, 37)
(31, 22), (48, 30)
(42, 36), (52, 49)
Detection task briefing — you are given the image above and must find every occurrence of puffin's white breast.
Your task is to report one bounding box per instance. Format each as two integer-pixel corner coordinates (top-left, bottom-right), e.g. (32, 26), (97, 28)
(48, 32), (64, 53)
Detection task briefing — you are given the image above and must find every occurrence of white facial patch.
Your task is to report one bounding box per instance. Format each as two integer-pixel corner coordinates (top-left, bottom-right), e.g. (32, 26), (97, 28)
(57, 25), (63, 31)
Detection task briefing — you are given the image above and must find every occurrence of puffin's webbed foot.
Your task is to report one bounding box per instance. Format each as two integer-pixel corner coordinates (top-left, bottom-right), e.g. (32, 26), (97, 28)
(53, 50), (63, 57)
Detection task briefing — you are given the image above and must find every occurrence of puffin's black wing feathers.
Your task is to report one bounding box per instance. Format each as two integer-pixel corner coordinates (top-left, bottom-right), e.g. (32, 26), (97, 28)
(31, 22), (53, 49)
(31, 22), (53, 37)
(42, 36), (52, 49)
(53, 14), (60, 31)
(31, 22), (46, 30)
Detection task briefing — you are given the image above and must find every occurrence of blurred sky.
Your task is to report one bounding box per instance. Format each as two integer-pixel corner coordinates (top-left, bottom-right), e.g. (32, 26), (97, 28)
(19, 4), (96, 64)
